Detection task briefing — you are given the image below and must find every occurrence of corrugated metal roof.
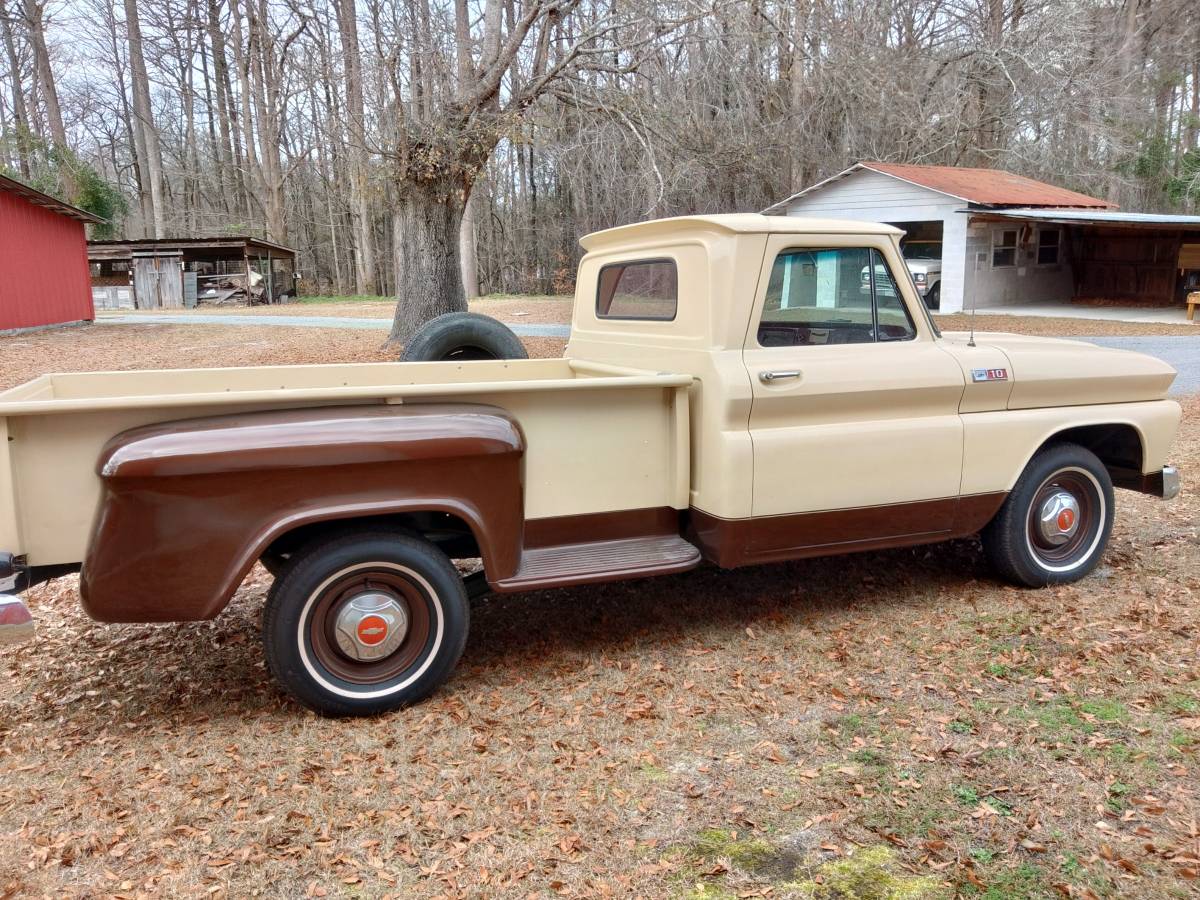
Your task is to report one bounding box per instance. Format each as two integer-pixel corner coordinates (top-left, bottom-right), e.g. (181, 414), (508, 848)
(970, 208), (1200, 229)
(88, 236), (296, 258)
(764, 162), (1116, 212)
(0, 172), (104, 223)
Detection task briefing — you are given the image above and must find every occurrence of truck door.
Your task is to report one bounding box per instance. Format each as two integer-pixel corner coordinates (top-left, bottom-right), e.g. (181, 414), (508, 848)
(741, 236), (965, 560)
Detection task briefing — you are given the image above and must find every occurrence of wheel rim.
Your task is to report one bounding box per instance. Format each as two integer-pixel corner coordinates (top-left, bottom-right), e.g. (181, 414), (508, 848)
(1024, 467), (1104, 572)
(306, 566), (433, 685)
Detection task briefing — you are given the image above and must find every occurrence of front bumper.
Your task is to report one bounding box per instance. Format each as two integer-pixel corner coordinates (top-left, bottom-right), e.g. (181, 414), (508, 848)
(1142, 465), (1181, 499)
(1113, 465), (1180, 499)
(1159, 465), (1181, 500)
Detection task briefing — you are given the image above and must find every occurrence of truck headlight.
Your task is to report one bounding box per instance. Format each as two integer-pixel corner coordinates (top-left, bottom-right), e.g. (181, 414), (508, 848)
(913, 273), (926, 284)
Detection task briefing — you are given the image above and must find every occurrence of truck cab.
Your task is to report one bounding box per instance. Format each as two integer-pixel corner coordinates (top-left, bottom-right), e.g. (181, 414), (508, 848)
(568, 214), (1177, 566)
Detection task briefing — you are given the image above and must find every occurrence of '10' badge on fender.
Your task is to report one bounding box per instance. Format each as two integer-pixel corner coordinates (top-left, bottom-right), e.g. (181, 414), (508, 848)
(971, 368), (1009, 383)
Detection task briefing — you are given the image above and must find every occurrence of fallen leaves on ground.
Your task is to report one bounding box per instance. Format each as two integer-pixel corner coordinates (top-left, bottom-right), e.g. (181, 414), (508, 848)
(0, 321), (1195, 898)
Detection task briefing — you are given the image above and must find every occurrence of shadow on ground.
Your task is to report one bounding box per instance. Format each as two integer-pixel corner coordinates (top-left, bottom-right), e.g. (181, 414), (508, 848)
(6, 538), (995, 730)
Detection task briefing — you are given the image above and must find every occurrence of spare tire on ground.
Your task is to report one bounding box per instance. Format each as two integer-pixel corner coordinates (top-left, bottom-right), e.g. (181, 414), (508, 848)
(400, 311), (529, 362)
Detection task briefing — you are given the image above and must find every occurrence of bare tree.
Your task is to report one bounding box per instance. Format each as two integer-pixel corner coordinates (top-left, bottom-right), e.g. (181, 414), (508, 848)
(382, 0), (685, 342)
(335, 0), (377, 294)
(124, 0), (166, 236)
(3, 0), (1197, 304)
(0, 0), (30, 175)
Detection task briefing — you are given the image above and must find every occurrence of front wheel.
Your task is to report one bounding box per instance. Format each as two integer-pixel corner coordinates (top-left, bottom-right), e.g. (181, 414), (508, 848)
(263, 531), (469, 716)
(981, 443), (1115, 587)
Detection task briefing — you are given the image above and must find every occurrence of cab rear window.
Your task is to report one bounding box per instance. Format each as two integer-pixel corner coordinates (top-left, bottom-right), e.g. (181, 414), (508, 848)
(596, 259), (677, 320)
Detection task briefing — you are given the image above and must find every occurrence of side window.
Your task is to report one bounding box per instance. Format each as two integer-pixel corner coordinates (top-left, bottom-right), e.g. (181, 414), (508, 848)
(596, 259), (677, 320)
(992, 229), (1018, 268)
(1036, 228), (1060, 265)
(757, 248), (914, 347)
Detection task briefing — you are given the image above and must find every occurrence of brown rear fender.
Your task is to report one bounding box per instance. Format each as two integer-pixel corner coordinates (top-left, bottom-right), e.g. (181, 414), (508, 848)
(80, 403), (524, 623)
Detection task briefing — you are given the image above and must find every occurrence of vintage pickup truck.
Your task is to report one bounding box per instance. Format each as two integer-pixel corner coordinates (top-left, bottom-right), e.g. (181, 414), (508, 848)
(0, 214), (1182, 716)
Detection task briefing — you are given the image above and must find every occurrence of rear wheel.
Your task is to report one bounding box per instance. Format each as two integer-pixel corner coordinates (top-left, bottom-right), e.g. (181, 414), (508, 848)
(982, 443), (1114, 587)
(263, 531), (469, 716)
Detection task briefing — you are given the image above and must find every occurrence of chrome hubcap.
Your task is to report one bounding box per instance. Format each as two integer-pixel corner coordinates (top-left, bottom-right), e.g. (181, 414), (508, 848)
(333, 592), (409, 662)
(1037, 491), (1080, 546)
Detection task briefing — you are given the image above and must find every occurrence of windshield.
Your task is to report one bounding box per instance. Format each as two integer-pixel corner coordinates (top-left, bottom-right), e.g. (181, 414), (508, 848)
(902, 241), (942, 261)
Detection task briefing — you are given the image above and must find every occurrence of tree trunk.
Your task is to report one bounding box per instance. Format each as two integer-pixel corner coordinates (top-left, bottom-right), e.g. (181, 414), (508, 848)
(24, 0), (73, 195)
(336, 0), (377, 295)
(0, 0), (31, 175)
(388, 183), (467, 345)
(23, 0), (64, 148)
(124, 0), (166, 237)
(459, 183), (480, 299)
(1188, 23), (1199, 152)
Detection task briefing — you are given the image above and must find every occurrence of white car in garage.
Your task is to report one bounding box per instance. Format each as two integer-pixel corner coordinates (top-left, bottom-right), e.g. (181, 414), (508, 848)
(901, 240), (942, 310)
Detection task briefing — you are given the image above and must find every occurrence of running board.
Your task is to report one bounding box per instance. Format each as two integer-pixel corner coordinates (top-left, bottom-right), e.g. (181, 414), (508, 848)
(493, 534), (702, 592)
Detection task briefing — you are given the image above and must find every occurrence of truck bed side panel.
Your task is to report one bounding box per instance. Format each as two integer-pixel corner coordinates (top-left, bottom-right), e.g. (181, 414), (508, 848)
(79, 404), (524, 622)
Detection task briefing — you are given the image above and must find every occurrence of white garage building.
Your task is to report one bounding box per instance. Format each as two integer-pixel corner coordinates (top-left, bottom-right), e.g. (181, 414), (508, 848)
(764, 162), (1117, 314)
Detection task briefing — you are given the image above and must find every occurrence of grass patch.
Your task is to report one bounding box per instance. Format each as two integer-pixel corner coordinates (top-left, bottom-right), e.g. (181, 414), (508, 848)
(295, 294), (386, 304)
(861, 793), (950, 838)
(690, 828), (774, 871)
(962, 862), (1053, 899)
(1079, 698), (1127, 723)
(1105, 781), (1132, 813)
(1105, 742), (1134, 765)
(677, 884), (738, 900)
(985, 795), (1013, 816)
(851, 748), (891, 778)
(953, 785), (980, 806)
(1170, 730), (1197, 753)
(639, 763), (670, 782)
(786, 846), (941, 899)
(835, 713), (865, 734)
(1161, 692), (1199, 716)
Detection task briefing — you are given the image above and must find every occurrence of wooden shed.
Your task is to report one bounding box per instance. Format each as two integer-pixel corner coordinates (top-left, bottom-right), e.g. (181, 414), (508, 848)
(0, 173), (101, 332)
(88, 237), (297, 309)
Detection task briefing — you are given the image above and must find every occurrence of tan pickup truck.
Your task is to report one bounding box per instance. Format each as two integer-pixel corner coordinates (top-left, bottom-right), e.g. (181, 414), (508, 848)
(0, 214), (1182, 716)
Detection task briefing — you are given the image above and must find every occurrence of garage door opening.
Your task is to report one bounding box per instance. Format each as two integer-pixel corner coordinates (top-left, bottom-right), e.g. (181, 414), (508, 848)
(886, 220), (945, 310)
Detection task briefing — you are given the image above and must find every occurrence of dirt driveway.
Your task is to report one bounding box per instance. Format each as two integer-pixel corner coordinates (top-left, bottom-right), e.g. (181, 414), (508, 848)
(1, 322), (1197, 899)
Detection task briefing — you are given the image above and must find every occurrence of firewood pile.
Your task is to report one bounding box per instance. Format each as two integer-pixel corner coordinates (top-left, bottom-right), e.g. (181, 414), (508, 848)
(197, 271), (267, 306)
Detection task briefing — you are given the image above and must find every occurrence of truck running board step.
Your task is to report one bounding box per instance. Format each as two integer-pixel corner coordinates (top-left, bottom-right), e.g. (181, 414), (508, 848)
(496, 535), (701, 592)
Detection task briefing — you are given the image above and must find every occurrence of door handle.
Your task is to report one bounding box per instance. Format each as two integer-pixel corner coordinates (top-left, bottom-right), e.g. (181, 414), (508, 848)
(759, 370), (801, 383)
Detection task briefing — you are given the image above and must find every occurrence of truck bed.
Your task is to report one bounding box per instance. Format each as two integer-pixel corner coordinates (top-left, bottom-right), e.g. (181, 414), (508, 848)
(0, 358), (693, 566)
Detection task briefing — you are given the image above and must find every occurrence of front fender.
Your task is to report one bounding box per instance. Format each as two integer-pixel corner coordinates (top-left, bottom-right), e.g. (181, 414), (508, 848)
(80, 403), (524, 622)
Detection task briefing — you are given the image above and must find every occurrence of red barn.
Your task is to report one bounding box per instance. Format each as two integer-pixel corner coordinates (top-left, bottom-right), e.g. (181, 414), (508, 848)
(0, 173), (101, 332)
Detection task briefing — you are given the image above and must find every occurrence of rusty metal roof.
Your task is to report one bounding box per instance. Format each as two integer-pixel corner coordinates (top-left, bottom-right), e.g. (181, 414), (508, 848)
(0, 172), (104, 223)
(863, 162), (1116, 208)
(765, 162), (1116, 212)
